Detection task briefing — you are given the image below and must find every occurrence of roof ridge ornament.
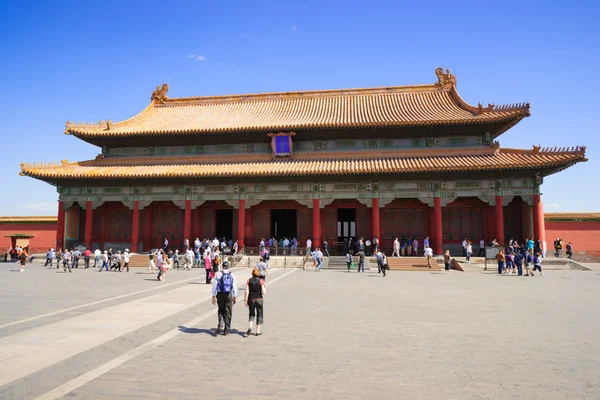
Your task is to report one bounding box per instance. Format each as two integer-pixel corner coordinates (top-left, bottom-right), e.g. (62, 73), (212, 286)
(434, 67), (457, 90)
(151, 84), (169, 104)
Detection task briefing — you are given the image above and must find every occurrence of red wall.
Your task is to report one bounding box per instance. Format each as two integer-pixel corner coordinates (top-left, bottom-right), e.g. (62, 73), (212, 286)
(0, 223), (57, 254)
(546, 221), (600, 255)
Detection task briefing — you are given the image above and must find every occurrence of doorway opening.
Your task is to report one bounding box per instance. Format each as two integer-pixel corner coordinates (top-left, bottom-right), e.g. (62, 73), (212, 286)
(215, 209), (233, 240)
(337, 208), (356, 241)
(271, 209), (297, 239)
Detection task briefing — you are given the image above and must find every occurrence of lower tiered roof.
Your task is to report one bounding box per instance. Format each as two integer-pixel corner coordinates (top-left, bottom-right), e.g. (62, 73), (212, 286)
(20, 146), (586, 183)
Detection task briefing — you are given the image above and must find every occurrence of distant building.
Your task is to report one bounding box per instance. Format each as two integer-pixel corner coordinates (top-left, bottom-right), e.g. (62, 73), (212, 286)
(0, 216), (57, 253)
(20, 68), (587, 254)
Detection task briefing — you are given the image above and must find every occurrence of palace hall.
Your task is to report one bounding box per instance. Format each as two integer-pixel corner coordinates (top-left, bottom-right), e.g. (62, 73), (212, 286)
(20, 68), (587, 255)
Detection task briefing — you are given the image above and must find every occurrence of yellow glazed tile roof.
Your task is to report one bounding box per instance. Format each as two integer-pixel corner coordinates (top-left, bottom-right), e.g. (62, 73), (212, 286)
(545, 213), (600, 221)
(64, 68), (530, 138)
(20, 147), (586, 181)
(0, 216), (57, 224)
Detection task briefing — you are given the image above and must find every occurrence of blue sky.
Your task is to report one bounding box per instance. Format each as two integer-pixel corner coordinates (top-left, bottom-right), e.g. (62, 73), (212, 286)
(1, 0), (598, 215)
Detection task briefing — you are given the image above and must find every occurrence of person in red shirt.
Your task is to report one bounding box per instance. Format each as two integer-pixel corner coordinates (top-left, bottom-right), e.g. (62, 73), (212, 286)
(83, 248), (92, 269)
(244, 267), (266, 337)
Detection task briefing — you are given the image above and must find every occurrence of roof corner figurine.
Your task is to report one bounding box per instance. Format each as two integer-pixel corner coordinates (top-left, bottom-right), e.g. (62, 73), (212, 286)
(268, 132), (295, 159)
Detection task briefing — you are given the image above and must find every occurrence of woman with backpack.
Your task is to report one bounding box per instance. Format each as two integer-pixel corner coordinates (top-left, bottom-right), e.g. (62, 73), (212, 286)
(244, 267), (266, 337)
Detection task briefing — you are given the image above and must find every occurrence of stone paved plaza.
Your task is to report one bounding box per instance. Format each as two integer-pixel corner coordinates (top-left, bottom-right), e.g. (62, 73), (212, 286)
(1, 261), (599, 399)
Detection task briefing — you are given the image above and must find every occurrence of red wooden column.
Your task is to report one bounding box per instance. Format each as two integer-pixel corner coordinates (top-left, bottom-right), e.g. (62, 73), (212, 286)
(371, 198), (380, 244)
(183, 200), (192, 246)
(56, 201), (66, 250)
(131, 200), (140, 252)
(433, 196), (443, 255)
(238, 200), (246, 248)
(84, 201), (93, 248)
(533, 194), (546, 252)
(495, 196), (504, 246)
(312, 199), (321, 248)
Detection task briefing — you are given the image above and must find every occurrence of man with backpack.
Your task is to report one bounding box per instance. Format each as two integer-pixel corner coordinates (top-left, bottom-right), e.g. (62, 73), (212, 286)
(211, 261), (238, 336)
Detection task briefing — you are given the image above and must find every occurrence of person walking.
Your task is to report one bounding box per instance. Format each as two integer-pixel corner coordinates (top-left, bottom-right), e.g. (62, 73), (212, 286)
(18, 249), (28, 272)
(345, 251), (353, 272)
(204, 252), (213, 284)
(323, 240), (330, 257)
(62, 249), (72, 273)
(73, 248), (81, 269)
(99, 250), (109, 272)
(524, 251), (534, 277)
(314, 248), (324, 271)
(424, 246), (434, 268)
(566, 242), (574, 259)
(532, 252), (544, 276)
(122, 249), (130, 272)
(212, 261), (238, 336)
(505, 251), (515, 275)
(44, 249), (53, 267)
(514, 251), (524, 276)
(478, 238), (485, 256)
(257, 257), (269, 281)
(392, 238), (400, 257)
(244, 267), (266, 337)
(233, 240), (239, 256)
(381, 251), (388, 277)
(443, 250), (451, 275)
(172, 249), (180, 269)
(156, 250), (165, 281)
(56, 248), (62, 269)
(83, 248), (91, 269)
(375, 248), (383, 273)
(357, 249), (366, 273)
(94, 248), (101, 268)
(148, 250), (157, 274)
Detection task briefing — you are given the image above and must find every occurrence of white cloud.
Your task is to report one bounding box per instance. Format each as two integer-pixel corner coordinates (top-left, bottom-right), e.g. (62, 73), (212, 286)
(291, 25), (296, 32)
(17, 202), (55, 213)
(547, 203), (561, 209)
(187, 54), (207, 61)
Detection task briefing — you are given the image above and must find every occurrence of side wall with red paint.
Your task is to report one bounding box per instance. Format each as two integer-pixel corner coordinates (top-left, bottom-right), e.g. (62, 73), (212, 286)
(545, 221), (600, 255)
(0, 223), (58, 253)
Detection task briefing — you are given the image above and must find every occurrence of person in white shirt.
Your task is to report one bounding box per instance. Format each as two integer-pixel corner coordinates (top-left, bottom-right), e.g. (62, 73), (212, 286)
(94, 248), (101, 268)
(212, 237), (219, 249)
(478, 238), (485, 256)
(100, 251), (109, 272)
(306, 237), (312, 254)
(424, 246), (434, 269)
(185, 249), (194, 270)
(233, 240), (239, 256)
(123, 249), (130, 272)
(412, 238), (418, 255)
(194, 238), (201, 252)
(392, 238), (400, 257)
(314, 248), (323, 271)
(461, 239), (468, 257)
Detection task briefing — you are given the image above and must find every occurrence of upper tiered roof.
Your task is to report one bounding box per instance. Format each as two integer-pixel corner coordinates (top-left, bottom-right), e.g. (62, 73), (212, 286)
(64, 68), (530, 145)
(20, 146), (586, 184)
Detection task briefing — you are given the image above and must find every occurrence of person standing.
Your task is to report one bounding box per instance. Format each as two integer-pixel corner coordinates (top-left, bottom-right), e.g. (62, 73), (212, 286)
(478, 238), (485, 256)
(465, 241), (473, 264)
(233, 240), (239, 256)
(62, 249), (72, 273)
(172, 249), (180, 269)
(345, 251), (353, 272)
(99, 251), (109, 272)
(424, 246), (434, 268)
(423, 236), (430, 250)
(56, 248), (62, 269)
(244, 267), (266, 337)
(443, 250), (451, 275)
(306, 237), (312, 254)
(373, 236), (379, 253)
(514, 251), (524, 276)
(496, 249), (505, 275)
(184, 238), (189, 251)
(461, 238), (468, 257)
(323, 240), (330, 257)
(122, 249), (130, 272)
(212, 261), (238, 336)
(412, 238), (418, 256)
(314, 248), (324, 271)
(163, 237), (169, 251)
(357, 249), (365, 273)
(392, 238), (400, 257)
